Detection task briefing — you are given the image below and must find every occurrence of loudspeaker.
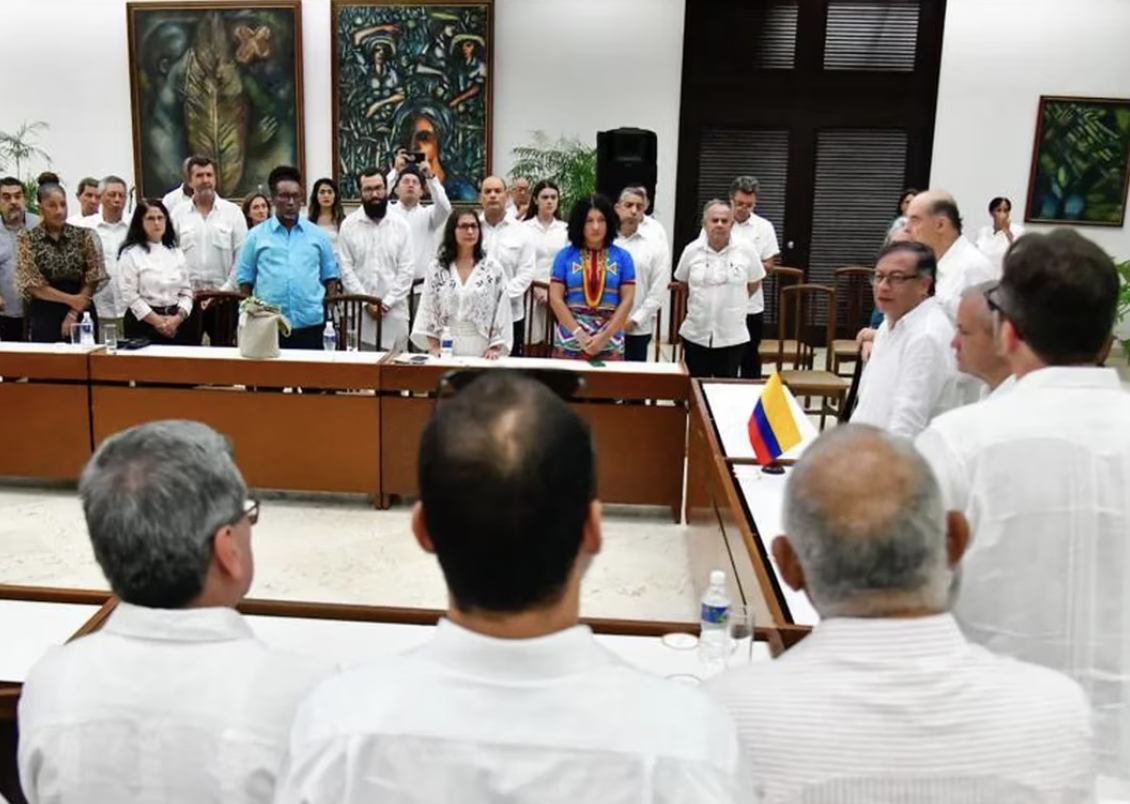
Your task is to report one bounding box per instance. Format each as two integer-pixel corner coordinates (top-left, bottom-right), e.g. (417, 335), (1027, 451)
(596, 128), (658, 213)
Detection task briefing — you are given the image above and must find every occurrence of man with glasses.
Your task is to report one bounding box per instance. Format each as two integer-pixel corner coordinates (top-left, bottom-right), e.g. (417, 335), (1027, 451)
(19, 420), (334, 803)
(338, 167), (415, 351)
(952, 281), (1015, 399)
(852, 241), (959, 438)
(917, 229), (1130, 795)
(238, 165), (341, 350)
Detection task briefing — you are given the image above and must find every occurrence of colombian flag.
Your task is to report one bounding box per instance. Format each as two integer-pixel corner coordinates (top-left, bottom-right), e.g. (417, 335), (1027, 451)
(747, 372), (803, 464)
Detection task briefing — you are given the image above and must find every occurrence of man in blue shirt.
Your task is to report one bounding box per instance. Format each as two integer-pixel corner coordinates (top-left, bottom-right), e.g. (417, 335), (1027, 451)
(237, 166), (340, 349)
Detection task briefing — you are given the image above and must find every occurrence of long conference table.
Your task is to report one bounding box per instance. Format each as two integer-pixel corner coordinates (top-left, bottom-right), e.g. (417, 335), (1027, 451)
(0, 342), (819, 802)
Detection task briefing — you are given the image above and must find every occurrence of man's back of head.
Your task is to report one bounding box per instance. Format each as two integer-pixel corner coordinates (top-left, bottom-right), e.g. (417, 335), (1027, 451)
(417, 371), (595, 616)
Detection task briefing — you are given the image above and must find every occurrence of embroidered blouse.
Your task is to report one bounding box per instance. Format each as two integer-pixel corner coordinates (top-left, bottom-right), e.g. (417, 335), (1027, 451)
(411, 256), (513, 354)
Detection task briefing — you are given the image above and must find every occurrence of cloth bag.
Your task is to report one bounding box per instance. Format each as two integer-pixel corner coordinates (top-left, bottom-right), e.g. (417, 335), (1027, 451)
(238, 298), (291, 359)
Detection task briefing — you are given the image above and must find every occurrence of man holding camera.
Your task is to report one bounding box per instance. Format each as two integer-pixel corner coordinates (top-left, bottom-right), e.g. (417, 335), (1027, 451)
(386, 149), (452, 292)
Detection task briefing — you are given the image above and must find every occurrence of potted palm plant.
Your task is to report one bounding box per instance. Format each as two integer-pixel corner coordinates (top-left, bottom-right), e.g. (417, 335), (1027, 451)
(509, 131), (596, 217)
(0, 120), (52, 213)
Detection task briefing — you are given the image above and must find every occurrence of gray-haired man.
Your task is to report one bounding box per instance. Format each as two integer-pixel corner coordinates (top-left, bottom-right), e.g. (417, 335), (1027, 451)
(0, 176), (39, 341)
(706, 424), (1094, 800)
(19, 421), (334, 804)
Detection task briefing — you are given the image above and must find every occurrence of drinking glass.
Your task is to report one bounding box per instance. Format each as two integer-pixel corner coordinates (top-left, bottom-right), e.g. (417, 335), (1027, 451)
(68, 322), (81, 345)
(345, 331), (358, 352)
(101, 323), (118, 354)
(727, 604), (756, 666)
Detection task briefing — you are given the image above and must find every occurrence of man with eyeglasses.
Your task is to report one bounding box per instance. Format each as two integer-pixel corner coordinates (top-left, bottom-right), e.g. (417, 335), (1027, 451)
(338, 167), (414, 350)
(916, 229), (1130, 795)
(952, 281), (1015, 399)
(238, 165), (341, 350)
(19, 420), (334, 803)
(852, 240), (959, 438)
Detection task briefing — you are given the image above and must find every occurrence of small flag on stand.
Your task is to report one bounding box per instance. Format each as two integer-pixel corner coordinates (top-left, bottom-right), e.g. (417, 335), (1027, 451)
(747, 372), (803, 465)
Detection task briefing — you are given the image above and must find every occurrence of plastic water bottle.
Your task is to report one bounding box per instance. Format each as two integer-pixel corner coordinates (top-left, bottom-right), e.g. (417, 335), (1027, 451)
(322, 320), (336, 352)
(439, 326), (454, 358)
(79, 312), (94, 346)
(699, 570), (732, 669)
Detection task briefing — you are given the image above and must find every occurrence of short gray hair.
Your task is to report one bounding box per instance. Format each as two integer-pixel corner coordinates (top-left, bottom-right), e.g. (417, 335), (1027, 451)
(618, 187), (646, 204)
(702, 198), (732, 220)
(783, 424), (950, 617)
(99, 175), (127, 193)
(730, 175), (760, 197)
(79, 420), (248, 609)
(961, 280), (997, 334)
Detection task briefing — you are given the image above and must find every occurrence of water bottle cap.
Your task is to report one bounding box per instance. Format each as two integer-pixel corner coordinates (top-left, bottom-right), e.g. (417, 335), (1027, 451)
(709, 570), (725, 586)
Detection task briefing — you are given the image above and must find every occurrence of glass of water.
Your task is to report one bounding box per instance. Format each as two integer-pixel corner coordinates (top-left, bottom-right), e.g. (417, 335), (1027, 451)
(345, 330), (358, 352)
(728, 605), (756, 666)
(101, 322), (118, 354)
(68, 322), (82, 345)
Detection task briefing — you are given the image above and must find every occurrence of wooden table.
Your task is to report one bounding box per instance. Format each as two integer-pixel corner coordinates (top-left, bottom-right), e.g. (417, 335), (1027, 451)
(687, 379), (818, 646)
(379, 355), (690, 520)
(88, 346), (386, 502)
(0, 343), (98, 482)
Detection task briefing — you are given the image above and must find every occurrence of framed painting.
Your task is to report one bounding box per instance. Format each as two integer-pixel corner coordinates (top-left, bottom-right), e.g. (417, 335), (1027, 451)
(331, 0), (493, 202)
(126, 1), (305, 200)
(1025, 96), (1130, 227)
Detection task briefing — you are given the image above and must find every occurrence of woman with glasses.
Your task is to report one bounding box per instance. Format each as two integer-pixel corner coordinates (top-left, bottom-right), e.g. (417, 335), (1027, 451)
(549, 194), (636, 361)
(117, 198), (194, 345)
(411, 211), (512, 358)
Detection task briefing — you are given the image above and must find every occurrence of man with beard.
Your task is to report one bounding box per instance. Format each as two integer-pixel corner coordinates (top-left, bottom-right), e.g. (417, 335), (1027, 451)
(338, 168), (414, 351)
(237, 166), (340, 350)
(0, 176), (40, 341)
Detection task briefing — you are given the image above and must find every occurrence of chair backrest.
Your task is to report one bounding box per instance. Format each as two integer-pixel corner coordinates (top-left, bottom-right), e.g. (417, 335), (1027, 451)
(192, 290), (244, 347)
(777, 284), (837, 371)
(324, 293), (382, 350)
(840, 347), (865, 422)
(666, 281), (688, 363)
(765, 265), (805, 336)
(833, 265), (875, 338)
(523, 280), (556, 358)
(408, 277), (425, 331)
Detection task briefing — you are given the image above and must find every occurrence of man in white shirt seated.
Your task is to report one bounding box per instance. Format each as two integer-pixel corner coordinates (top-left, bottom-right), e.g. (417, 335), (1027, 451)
(276, 373), (751, 804)
(729, 175), (780, 379)
(915, 229), (1130, 794)
(953, 281), (1014, 399)
(19, 421), (334, 804)
(614, 187), (669, 362)
(707, 424), (1096, 803)
(479, 176), (534, 356)
(338, 168), (415, 351)
(904, 190), (995, 318)
(852, 241), (959, 437)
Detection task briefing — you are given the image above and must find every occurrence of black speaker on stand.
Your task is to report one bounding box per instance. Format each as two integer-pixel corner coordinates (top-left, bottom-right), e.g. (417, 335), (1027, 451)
(596, 128), (658, 213)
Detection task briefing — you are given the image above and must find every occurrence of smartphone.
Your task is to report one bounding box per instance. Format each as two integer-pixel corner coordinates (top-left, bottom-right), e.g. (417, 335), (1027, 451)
(412, 151), (427, 163)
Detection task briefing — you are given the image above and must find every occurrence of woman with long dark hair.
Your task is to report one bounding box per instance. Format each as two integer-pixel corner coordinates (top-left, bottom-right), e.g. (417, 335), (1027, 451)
(117, 198), (193, 344)
(548, 194), (636, 360)
(523, 179), (567, 345)
(411, 210), (511, 358)
(308, 178), (345, 255)
(16, 179), (107, 342)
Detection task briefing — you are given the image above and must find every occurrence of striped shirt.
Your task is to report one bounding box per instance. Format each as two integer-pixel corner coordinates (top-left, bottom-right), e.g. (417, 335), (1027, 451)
(705, 614), (1096, 803)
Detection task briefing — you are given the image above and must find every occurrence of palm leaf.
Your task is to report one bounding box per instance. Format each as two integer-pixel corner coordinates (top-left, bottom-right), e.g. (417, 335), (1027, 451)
(184, 12), (248, 195)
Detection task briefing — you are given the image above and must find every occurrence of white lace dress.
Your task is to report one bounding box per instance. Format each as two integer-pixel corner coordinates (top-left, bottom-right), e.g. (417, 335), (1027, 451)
(410, 257), (513, 356)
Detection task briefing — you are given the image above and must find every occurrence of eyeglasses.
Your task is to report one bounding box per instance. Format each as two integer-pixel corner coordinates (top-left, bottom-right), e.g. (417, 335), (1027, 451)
(456, 222), (479, 231)
(871, 272), (921, 287)
(984, 283), (1024, 337)
(232, 498), (260, 527)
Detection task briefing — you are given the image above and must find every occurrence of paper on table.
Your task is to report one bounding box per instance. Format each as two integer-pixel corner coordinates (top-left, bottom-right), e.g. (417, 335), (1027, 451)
(0, 601), (101, 682)
(701, 381), (819, 461)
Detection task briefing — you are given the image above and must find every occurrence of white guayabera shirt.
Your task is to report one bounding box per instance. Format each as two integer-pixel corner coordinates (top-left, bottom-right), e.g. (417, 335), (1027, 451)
(18, 603), (335, 804)
(706, 614), (1096, 804)
(916, 366), (1130, 790)
(338, 208), (415, 350)
(275, 619), (752, 804)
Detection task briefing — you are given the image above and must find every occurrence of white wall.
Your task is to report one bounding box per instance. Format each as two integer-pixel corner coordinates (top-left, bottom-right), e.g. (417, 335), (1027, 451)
(932, 0), (1130, 260)
(1, 0), (685, 226)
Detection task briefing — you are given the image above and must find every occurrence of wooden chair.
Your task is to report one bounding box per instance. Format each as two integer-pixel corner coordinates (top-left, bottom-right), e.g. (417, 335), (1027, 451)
(839, 348), (865, 423)
(523, 281), (556, 358)
(408, 277), (425, 334)
(759, 266), (805, 374)
(776, 284), (851, 430)
(191, 290), (243, 347)
(324, 293), (383, 351)
(664, 281), (688, 364)
(831, 265), (875, 377)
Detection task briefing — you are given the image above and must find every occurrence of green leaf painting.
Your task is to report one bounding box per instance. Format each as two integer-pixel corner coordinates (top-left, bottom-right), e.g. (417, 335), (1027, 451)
(332, 1), (492, 203)
(1027, 97), (1130, 226)
(128, 2), (303, 200)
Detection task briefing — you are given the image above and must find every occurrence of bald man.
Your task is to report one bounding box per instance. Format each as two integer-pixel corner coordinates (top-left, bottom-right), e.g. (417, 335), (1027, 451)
(904, 191), (995, 321)
(953, 282), (1014, 399)
(706, 424), (1094, 800)
(479, 175), (534, 356)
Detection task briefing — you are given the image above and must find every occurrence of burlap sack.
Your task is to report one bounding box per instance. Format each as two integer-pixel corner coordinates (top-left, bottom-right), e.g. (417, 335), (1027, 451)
(238, 298), (291, 359)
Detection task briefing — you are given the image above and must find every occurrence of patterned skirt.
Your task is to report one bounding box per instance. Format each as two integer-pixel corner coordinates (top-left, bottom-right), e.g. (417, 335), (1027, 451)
(553, 307), (624, 361)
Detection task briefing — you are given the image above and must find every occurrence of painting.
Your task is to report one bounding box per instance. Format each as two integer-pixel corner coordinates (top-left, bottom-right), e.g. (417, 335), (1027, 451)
(127, 1), (305, 200)
(1026, 96), (1130, 227)
(331, 0), (493, 202)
